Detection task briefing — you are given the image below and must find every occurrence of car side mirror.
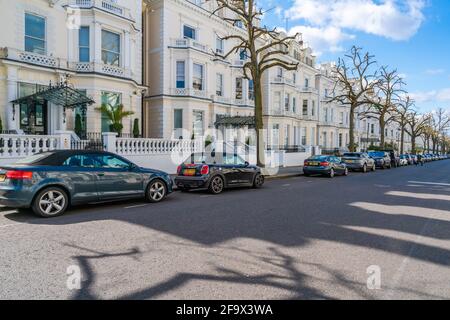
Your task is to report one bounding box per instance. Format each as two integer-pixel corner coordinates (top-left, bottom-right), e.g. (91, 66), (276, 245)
(245, 161), (250, 167)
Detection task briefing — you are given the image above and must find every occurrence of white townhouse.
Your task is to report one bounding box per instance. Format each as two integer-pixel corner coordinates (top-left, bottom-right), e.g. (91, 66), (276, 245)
(262, 40), (321, 150)
(0, 0), (144, 137)
(316, 62), (350, 151)
(143, 0), (256, 143)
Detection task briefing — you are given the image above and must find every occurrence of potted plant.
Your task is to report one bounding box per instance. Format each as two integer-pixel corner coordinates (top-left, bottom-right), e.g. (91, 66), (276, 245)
(96, 103), (134, 137)
(133, 118), (140, 138)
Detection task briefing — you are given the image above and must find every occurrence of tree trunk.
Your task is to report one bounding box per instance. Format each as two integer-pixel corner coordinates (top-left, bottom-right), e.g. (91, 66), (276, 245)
(349, 104), (356, 152)
(254, 77), (265, 167)
(379, 118), (385, 149)
(400, 124), (405, 154)
(411, 135), (416, 154)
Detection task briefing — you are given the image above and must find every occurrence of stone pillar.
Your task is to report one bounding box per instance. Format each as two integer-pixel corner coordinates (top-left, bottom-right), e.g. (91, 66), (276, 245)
(124, 30), (130, 70)
(102, 132), (118, 153)
(55, 131), (73, 150)
(94, 21), (102, 64)
(6, 66), (19, 131)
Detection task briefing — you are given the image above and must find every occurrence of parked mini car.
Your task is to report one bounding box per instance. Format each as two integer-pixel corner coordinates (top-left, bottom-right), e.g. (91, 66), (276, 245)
(303, 155), (349, 178)
(0, 150), (173, 217)
(175, 152), (264, 194)
(368, 151), (392, 169)
(341, 152), (376, 172)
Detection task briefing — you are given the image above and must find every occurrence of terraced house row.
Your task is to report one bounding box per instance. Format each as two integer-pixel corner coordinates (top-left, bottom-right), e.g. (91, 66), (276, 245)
(0, 0), (415, 153)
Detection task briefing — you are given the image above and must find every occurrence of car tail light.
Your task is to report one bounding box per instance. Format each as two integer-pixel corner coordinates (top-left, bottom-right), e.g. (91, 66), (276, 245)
(200, 165), (209, 175)
(177, 165), (182, 174)
(6, 170), (33, 180)
(304, 160), (308, 166)
(320, 162), (329, 167)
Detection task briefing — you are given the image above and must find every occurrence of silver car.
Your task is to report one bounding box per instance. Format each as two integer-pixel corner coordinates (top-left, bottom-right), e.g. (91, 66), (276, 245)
(341, 152), (376, 173)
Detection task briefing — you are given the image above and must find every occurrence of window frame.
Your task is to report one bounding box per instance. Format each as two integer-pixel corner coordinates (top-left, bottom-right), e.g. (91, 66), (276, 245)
(101, 29), (121, 66)
(25, 12), (46, 55)
(78, 26), (90, 62)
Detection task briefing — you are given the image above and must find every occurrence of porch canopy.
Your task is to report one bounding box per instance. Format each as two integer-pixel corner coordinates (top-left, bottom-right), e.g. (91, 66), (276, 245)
(11, 83), (95, 108)
(215, 116), (255, 128)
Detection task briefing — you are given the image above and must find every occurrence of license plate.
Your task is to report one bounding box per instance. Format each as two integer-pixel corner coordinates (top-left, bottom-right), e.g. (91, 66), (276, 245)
(308, 162), (319, 166)
(0, 174), (5, 182)
(345, 160), (354, 163)
(183, 169), (196, 176)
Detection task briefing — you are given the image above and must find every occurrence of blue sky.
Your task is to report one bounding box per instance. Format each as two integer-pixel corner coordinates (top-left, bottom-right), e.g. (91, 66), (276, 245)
(259, 0), (450, 113)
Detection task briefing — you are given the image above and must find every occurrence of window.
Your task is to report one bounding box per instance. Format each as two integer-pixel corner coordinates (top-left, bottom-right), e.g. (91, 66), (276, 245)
(102, 30), (120, 66)
(276, 67), (283, 79)
(304, 78), (309, 88)
(339, 133), (343, 147)
(224, 154), (246, 166)
(292, 97), (297, 113)
(293, 73), (297, 84)
(101, 92), (121, 132)
(216, 73), (223, 96)
(216, 36), (224, 55)
(248, 79), (254, 100)
(79, 26), (90, 62)
(339, 112), (344, 124)
(325, 89), (328, 97)
(183, 25), (196, 40)
(302, 100), (308, 116)
(235, 78), (243, 99)
(63, 155), (96, 168)
(94, 155), (131, 169)
(274, 92), (281, 112)
(239, 49), (247, 60)
(312, 100), (315, 116)
(192, 110), (204, 137)
(371, 124), (375, 134)
(301, 128), (307, 145)
(285, 94), (290, 111)
(193, 64), (204, 90)
(176, 61), (186, 88)
(174, 109), (183, 129)
(25, 13), (46, 55)
(285, 125), (290, 146)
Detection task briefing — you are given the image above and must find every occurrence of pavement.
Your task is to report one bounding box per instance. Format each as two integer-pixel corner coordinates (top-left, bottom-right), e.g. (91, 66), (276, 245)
(1, 160), (449, 299)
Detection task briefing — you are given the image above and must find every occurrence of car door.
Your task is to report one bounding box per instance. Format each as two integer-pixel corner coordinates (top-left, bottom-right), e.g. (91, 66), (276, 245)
(60, 154), (99, 204)
(223, 153), (254, 185)
(91, 153), (144, 200)
(333, 156), (346, 173)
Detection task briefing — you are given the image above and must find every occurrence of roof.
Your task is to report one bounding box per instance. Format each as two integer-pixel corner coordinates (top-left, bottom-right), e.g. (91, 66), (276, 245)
(11, 83), (95, 108)
(215, 116), (255, 127)
(22, 150), (112, 166)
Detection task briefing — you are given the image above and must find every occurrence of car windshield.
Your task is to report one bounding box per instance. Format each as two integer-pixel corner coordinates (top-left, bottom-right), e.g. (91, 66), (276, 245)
(368, 152), (385, 158)
(14, 152), (53, 165)
(343, 153), (361, 158)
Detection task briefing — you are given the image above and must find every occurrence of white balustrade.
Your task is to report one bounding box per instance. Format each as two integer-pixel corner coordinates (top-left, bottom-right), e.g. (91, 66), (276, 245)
(115, 138), (202, 156)
(71, 0), (130, 19)
(0, 135), (59, 158)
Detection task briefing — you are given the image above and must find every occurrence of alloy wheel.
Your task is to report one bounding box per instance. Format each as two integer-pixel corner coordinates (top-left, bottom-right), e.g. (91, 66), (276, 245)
(38, 190), (66, 216)
(210, 176), (224, 194)
(149, 181), (166, 202)
(329, 169), (335, 178)
(254, 174), (265, 188)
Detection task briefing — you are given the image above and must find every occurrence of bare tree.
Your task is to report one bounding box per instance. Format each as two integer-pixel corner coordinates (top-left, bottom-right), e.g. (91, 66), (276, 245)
(365, 66), (405, 148)
(208, 0), (299, 166)
(405, 111), (430, 154)
(431, 108), (450, 153)
(395, 96), (415, 154)
(328, 46), (378, 152)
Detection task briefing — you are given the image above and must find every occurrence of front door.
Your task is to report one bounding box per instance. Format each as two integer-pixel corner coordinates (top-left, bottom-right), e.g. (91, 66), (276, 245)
(20, 101), (48, 135)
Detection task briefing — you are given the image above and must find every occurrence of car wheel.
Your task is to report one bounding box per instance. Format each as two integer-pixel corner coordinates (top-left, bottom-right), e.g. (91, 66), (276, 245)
(32, 187), (69, 218)
(209, 176), (224, 194)
(253, 174), (265, 189)
(329, 168), (335, 178)
(362, 164), (367, 173)
(343, 168), (349, 176)
(146, 179), (167, 203)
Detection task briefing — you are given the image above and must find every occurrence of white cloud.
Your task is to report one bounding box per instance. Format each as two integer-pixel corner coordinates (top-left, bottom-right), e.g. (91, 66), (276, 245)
(425, 69), (445, 75)
(410, 88), (450, 103)
(283, 0), (425, 55)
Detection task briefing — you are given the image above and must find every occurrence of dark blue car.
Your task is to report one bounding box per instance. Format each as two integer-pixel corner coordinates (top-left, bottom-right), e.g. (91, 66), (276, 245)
(0, 150), (173, 217)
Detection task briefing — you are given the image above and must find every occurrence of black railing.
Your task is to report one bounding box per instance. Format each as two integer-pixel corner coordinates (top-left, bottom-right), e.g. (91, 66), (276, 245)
(71, 139), (105, 151)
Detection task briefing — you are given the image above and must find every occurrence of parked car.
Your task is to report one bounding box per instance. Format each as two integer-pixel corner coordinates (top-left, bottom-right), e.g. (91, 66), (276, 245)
(368, 151), (392, 169)
(174, 151), (264, 194)
(381, 150), (400, 168)
(399, 155), (409, 166)
(409, 154), (418, 165)
(0, 150), (173, 217)
(341, 152), (376, 172)
(303, 155), (349, 178)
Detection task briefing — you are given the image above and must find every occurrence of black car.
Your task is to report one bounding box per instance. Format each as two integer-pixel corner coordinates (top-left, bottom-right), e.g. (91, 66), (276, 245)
(368, 151), (392, 169)
(303, 155), (349, 178)
(174, 152), (264, 194)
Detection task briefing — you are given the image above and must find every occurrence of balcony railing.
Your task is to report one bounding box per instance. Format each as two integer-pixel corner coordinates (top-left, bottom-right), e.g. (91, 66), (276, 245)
(70, 0), (131, 19)
(0, 47), (65, 69)
(172, 38), (209, 54)
(272, 77), (295, 86)
(170, 88), (208, 99)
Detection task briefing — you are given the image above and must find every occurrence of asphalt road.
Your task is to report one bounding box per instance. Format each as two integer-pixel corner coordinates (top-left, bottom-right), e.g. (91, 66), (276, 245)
(1, 160), (450, 300)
